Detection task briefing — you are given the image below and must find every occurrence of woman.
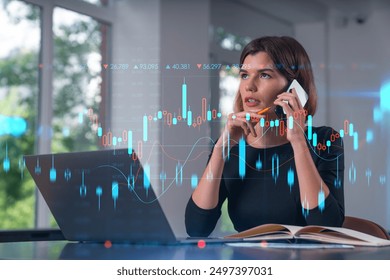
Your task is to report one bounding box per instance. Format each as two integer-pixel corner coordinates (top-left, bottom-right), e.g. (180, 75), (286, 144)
(185, 36), (345, 237)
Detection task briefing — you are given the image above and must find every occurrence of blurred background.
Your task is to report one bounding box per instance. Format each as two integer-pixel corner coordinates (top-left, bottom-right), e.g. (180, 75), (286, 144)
(0, 0), (389, 237)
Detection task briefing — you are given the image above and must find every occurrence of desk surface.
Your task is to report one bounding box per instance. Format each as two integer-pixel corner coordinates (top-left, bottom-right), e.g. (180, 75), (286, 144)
(1, 241), (390, 260)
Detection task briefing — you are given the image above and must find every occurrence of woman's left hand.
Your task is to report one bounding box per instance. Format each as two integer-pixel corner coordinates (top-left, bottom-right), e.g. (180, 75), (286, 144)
(274, 88), (307, 145)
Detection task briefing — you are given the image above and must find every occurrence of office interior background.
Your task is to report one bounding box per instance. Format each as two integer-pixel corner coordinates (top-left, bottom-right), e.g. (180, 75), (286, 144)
(0, 0), (389, 238)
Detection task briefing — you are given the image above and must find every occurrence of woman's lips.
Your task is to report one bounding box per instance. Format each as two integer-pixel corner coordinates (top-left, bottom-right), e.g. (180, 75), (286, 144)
(244, 97), (260, 107)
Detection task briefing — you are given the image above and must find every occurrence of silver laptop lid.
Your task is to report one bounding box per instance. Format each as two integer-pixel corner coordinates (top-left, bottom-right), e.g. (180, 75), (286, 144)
(24, 148), (176, 243)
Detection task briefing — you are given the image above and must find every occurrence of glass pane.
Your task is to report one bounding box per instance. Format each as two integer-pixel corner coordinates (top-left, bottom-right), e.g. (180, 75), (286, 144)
(80, 0), (108, 7)
(213, 26), (251, 51)
(53, 7), (107, 154)
(50, 7), (108, 228)
(219, 66), (239, 133)
(0, 0), (40, 229)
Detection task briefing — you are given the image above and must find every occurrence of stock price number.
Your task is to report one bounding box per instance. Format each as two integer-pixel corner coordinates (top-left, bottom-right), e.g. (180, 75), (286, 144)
(202, 64), (222, 70)
(172, 64), (190, 70)
(110, 64), (129, 70)
(139, 63), (159, 70)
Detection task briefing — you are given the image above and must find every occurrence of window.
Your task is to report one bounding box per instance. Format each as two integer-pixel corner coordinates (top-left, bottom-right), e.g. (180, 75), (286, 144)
(219, 66), (240, 132)
(0, 0), (111, 230)
(52, 7), (106, 153)
(80, 0), (108, 7)
(213, 27), (251, 52)
(0, 0), (40, 229)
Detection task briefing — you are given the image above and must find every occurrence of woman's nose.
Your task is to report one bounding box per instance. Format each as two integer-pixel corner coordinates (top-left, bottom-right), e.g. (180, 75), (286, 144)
(245, 79), (257, 92)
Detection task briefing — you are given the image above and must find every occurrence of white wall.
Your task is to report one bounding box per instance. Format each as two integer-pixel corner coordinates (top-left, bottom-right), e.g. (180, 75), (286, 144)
(111, 0), (161, 169)
(158, 0), (211, 237)
(111, 0), (163, 228)
(295, 22), (328, 126)
(296, 3), (390, 229)
(326, 7), (390, 229)
(112, 0), (212, 238)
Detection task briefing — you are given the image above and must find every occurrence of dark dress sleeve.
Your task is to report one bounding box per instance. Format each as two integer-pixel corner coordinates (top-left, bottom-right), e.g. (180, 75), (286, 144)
(184, 184), (227, 237)
(184, 143), (228, 237)
(305, 127), (345, 227)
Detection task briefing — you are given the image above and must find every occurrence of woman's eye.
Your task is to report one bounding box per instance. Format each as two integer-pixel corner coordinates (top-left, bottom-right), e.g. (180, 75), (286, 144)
(240, 73), (249, 79)
(260, 73), (271, 79)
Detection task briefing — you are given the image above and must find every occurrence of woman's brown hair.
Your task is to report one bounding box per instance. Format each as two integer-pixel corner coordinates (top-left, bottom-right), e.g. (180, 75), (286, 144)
(233, 36), (317, 116)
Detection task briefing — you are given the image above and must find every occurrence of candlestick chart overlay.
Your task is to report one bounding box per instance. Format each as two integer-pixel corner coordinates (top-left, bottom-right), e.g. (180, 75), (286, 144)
(2, 64), (389, 218)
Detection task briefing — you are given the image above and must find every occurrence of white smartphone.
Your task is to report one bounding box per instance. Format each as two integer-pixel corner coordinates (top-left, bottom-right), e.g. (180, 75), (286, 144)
(275, 79), (308, 117)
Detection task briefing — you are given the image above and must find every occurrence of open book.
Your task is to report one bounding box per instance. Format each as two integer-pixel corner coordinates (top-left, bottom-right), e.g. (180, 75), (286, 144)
(224, 224), (390, 247)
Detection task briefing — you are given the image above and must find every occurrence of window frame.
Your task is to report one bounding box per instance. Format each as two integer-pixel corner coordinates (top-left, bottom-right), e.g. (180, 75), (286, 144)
(22, 0), (113, 228)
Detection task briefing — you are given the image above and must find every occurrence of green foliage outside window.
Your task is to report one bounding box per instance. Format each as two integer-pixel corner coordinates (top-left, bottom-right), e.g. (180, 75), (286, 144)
(0, 0), (103, 229)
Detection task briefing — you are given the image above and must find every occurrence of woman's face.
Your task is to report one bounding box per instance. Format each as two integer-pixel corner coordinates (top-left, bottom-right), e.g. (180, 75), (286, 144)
(239, 51), (288, 113)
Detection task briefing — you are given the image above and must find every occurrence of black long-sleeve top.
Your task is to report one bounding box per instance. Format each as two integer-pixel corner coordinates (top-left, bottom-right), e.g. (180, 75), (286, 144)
(185, 126), (345, 237)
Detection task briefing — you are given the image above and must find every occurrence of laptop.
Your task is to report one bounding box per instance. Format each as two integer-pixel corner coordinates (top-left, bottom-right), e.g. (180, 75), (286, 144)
(24, 148), (238, 244)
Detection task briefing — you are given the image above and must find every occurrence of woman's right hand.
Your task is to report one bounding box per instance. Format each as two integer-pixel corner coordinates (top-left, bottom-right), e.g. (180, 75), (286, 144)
(222, 111), (263, 147)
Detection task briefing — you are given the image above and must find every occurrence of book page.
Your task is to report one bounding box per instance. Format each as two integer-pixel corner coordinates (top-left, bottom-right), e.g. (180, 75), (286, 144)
(295, 225), (390, 246)
(224, 224), (302, 239)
